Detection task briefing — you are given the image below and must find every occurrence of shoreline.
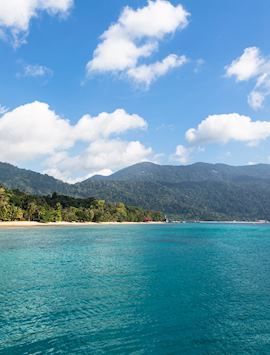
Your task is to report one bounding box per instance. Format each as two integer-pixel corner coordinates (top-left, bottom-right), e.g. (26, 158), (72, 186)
(0, 221), (166, 228)
(0, 220), (269, 228)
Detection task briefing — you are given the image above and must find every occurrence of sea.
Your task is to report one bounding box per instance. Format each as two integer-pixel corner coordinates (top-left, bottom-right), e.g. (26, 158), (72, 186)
(1, 223), (270, 354)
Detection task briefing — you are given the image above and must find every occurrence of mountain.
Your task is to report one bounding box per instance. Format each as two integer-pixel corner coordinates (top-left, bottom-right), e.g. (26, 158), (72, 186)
(92, 161), (270, 183)
(77, 162), (270, 220)
(2, 161), (270, 220)
(0, 162), (77, 196)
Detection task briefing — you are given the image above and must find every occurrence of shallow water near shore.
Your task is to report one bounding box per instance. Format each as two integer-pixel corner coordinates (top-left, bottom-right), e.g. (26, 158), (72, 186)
(1, 223), (270, 354)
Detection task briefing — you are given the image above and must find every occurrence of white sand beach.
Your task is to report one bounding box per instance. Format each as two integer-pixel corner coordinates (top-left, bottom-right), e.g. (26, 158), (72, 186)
(0, 221), (166, 227)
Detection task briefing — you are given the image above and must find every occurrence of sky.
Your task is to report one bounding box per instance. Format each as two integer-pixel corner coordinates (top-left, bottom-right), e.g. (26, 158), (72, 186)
(1, 0), (270, 182)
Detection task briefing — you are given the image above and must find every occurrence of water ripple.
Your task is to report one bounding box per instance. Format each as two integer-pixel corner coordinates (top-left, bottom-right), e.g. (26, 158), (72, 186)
(1, 224), (270, 353)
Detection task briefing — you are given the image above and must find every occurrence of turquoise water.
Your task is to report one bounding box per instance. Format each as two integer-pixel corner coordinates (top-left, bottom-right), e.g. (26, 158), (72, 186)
(1, 224), (270, 354)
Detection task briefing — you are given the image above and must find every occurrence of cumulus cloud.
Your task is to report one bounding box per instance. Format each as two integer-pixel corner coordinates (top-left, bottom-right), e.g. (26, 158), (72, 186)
(0, 101), (152, 182)
(44, 139), (152, 182)
(226, 47), (270, 109)
(174, 112), (270, 164)
(171, 144), (192, 164)
(186, 113), (270, 146)
(86, 0), (189, 86)
(0, 0), (73, 46)
(226, 47), (262, 81)
(18, 64), (54, 78)
(74, 109), (147, 141)
(0, 102), (74, 161)
(50, 168), (113, 184)
(127, 54), (187, 87)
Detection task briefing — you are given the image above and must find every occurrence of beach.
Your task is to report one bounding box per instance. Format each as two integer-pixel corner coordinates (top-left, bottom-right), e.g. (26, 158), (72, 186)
(0, 221), (166, 227)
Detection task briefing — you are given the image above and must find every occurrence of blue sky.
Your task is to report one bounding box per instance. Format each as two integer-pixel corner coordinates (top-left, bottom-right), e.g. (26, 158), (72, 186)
(1, 0), (270, 181)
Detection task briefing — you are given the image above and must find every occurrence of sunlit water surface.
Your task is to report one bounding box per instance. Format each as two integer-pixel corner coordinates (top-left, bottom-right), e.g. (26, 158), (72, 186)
(1, 224), (270, 354)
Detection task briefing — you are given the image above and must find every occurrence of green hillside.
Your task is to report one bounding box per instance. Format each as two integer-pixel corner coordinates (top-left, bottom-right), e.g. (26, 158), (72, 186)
(1, 161), (270, 220)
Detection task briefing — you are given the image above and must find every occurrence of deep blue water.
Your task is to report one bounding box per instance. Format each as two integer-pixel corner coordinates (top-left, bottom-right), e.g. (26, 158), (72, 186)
(1, 224), (270, 354)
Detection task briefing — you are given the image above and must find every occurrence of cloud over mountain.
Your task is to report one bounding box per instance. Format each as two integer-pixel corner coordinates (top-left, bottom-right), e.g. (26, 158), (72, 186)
(186, 113), (270, 146)
(0, 101), (152, 182)
(173, 112), (270, 164)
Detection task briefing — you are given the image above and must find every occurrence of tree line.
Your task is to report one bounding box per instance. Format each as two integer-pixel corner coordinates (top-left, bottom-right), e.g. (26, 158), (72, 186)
(0, 186), (165, 223)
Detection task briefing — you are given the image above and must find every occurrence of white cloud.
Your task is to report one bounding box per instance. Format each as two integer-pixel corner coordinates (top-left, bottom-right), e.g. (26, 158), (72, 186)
(0, 101), (74, 161)
(0, 101), (152, 182)
(171, 144), (192, 164)
(248, 91), (264, 110)
(226, 47), (270, 109)
(61, 169), (113, 184)
(19, 64), (53, 78)
(127, 54), (187, 86)
(86, 0), (189, 86)
(45, 139), (152, 183)
(174, 112), (270, 164)
(74, 109), (147, 141)
(83, 139), (152, 170)
(186, 113), (270, 146)
(226, 47), (262, 81)
(0, 0), (73, 46)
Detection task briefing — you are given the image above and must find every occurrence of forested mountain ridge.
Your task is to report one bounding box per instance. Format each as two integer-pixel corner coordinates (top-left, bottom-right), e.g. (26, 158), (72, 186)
(0, 162), (76, 195)
(1, 161), (270, 220)
(89, 161), (270, 183)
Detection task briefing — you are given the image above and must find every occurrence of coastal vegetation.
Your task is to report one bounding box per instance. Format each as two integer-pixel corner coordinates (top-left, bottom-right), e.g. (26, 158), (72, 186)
(0, 186), (164, 223)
